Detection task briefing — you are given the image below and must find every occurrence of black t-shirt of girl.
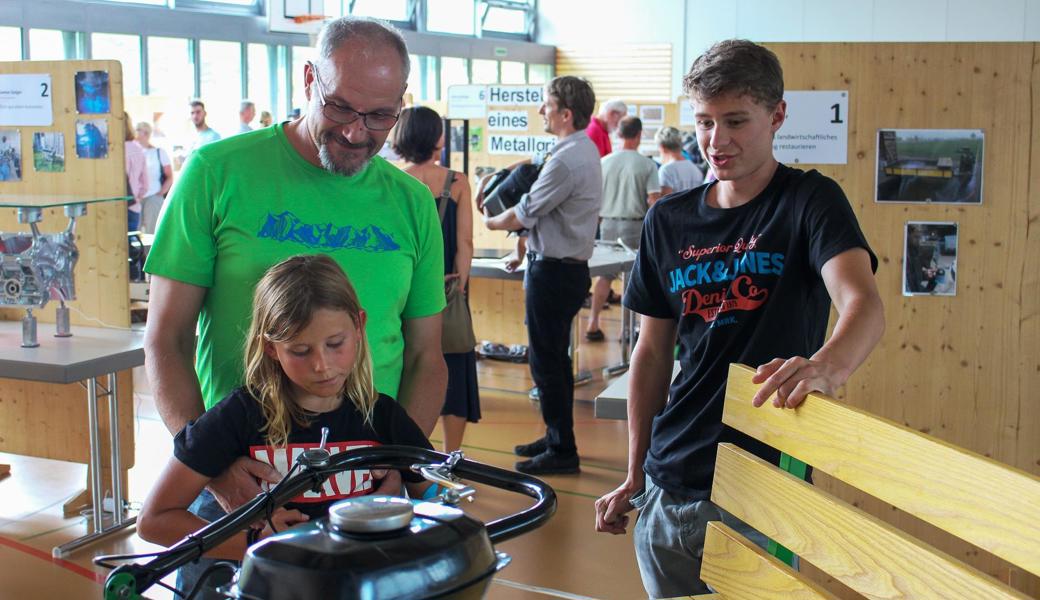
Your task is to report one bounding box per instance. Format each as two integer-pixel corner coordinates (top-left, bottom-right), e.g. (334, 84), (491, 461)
(174, 387), (433, 519)
(625, 164), (877, 500)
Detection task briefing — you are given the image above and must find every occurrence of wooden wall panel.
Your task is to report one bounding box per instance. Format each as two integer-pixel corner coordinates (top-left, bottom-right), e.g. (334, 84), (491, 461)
(0, 60), (135, 489)
(761, 42), (1038, 597)
(556, 44), (673, 102)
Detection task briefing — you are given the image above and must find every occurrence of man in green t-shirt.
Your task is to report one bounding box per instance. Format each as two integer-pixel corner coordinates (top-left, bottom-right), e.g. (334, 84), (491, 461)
(144, 17), (447, 513)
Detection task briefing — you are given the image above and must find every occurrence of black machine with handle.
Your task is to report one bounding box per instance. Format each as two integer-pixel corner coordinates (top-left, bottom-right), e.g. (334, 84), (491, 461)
(99, 446), (557, 600)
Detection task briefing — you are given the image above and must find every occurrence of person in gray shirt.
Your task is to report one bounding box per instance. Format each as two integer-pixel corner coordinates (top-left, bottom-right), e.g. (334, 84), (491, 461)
(587, 116), (661, 341)
(656, 126), (704, 193)
(482, 76), (602, 475)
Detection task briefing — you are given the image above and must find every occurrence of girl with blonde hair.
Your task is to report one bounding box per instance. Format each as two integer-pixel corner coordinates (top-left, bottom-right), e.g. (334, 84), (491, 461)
(138, 254), (433, 567)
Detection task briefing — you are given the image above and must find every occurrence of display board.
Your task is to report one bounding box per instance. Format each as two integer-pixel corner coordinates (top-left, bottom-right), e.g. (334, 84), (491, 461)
(763, 42), (1038, 598)
(0, 60), (134, 512)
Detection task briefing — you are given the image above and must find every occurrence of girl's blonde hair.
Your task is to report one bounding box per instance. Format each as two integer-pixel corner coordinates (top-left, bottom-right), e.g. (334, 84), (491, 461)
(244, 254), (377, 447)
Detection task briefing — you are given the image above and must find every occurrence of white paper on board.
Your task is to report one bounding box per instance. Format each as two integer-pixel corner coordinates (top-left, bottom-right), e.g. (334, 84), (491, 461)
(0, 74), (54, 126)
(773, 90), (848, 165)
(447, 85), (488, 119)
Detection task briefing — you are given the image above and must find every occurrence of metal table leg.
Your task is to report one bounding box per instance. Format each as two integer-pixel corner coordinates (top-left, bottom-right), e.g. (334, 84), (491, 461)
(53, 374), (136, 558)
(603, 270), (635, 377)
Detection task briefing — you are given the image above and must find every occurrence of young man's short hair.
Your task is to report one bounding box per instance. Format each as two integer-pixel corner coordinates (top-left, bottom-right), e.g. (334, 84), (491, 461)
(682, 39), (784, 108)
(546, 76), (595, 131)
(617, 116), (642, 140)
(190, 100), (206, 110)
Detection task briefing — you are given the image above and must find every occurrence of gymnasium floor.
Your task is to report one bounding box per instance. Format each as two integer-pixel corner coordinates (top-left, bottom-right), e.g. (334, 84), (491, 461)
(0, 308), (648, 600)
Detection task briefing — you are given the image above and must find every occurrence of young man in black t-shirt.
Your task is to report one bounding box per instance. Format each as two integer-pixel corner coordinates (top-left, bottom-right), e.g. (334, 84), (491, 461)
(593, 40), (886, 598)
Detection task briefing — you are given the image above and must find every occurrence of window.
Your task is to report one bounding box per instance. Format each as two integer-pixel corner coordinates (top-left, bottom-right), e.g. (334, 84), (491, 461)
(91, 33), (142, 96)
(350, 0), (411, 21)
(439, 56), (468, 101)
(481, 3), (527, 34)
(528, 63), (552, 84)
(291, 45), (317, 116)
(407, 54), (423, 101)
(248, 43), (275, 123)
(29, 29), (84, 60)
(148, 36), (195, 100)
(0, 27), (21, 61)
(500, 61), (525, 84)
(471, 59), (498, 84)
(199, 40), (243, 136)
(427, 0), (474, 35)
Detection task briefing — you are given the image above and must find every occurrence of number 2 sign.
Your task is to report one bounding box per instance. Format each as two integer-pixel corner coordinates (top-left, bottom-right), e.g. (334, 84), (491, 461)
(0, 74), (55, 126)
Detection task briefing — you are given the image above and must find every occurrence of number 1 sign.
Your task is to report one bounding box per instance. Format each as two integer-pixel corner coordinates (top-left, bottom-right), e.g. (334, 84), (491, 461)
(0, 74), (54, 126)
(773, 90), (848, 165)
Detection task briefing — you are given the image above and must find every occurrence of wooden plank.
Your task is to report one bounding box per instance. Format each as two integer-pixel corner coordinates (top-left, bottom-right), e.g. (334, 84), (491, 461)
(711, 443), (1030, 600)
(701, 522), (841, 600)
(723, 363), (1040, 578)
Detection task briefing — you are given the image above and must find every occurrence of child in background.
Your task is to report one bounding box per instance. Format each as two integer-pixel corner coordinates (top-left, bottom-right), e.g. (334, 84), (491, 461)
(138, 254), (433, 563)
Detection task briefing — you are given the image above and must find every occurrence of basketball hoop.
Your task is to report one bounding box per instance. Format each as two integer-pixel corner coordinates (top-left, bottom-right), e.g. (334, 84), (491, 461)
(292, 14), (328, 23)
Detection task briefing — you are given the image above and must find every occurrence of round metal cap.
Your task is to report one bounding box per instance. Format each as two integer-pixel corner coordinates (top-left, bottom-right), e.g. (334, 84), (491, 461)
(328, 495), (414, 533)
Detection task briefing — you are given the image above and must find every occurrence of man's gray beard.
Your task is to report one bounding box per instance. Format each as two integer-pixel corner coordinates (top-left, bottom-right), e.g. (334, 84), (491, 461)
(318, 143), (369, 177)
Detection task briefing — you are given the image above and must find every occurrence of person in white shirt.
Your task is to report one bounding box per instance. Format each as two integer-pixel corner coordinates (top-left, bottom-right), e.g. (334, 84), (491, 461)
(238, 100), (256, 133)
(656, 126), (704, 194)
(135, 121), (174, 233)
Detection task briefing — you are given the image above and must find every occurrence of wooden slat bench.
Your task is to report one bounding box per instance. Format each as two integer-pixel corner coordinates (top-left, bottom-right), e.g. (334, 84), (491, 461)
(688, 363), (1040, 600)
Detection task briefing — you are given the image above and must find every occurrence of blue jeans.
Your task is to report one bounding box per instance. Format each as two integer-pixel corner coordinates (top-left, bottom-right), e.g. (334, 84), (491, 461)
(174, 490), (236, 600)
(632, 477), (787, 598)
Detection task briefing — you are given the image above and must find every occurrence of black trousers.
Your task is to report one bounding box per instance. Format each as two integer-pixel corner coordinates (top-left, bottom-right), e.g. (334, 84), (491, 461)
(524, 259), (591, 455)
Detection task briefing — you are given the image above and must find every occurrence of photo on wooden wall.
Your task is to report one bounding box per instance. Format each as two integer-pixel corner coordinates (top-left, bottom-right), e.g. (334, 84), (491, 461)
(32, 132), (65, 172)
(639, 104), (664, 124)
(74, 70), (111, 115)
(903, 221), (958, 296)
(0, 130), (23, 182)
(876, 129), (983, 204)
(75, 118), (109, 159)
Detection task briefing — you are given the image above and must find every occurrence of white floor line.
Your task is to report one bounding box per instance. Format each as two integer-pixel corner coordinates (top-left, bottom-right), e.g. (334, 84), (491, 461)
(492, 577), (603, 600)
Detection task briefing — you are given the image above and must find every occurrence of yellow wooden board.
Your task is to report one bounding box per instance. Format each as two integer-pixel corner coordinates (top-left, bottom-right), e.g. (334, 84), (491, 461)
(701, 522), (840, 600)
(711, 443), (1029, 600)
(0, 60), (134, 487)
(723, 363), (1040, 579)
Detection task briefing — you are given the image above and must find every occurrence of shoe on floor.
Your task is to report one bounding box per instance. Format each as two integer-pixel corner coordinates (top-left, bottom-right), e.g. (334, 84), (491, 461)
(515, 450), (580, 475)
(585, 329), (605, 342)
(514, 437), (548, 457)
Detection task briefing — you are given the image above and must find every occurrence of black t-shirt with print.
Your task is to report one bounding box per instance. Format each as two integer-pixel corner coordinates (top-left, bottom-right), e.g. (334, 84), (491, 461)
(625, 164), (877, 499)
(174, 387), (433, 519)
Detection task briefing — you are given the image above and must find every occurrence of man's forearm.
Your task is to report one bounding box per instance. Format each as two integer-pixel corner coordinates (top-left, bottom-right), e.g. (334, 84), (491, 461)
(484, 207), (525, 232)
(624, 344), (673, 483)
(398, 349), (448, 436)
(811, 294), (885, 384)
(145, 335), (205, 435)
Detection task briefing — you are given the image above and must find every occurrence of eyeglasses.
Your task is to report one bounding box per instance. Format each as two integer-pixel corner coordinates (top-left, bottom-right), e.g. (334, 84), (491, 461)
(307, 62), (400, 131)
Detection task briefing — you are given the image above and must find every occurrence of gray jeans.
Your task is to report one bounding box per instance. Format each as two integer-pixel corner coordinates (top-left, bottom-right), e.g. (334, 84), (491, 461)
(632, 477), (774, 599)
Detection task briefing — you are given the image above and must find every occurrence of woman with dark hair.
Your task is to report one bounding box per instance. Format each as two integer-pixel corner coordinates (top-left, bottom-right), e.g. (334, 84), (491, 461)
(391, 106), (480, 452)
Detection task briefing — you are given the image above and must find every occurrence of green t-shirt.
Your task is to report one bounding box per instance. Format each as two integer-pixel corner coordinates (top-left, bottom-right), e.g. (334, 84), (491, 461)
(144, 124), (445, 410)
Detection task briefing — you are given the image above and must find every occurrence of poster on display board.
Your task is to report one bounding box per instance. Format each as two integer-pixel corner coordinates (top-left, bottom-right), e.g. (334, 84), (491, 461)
(0, 74), (53, 126)
(773, 90), (848, 165)
(0, 130), (23, 181)
(876, 129), (983, 204)
(903, 221), (958, 296)
(446, 85), (487, 119)
(639, 105), (664, 124)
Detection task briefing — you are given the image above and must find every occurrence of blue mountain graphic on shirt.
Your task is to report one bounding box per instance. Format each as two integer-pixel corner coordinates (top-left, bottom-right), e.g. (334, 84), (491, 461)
(258, 211), (400, 252)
